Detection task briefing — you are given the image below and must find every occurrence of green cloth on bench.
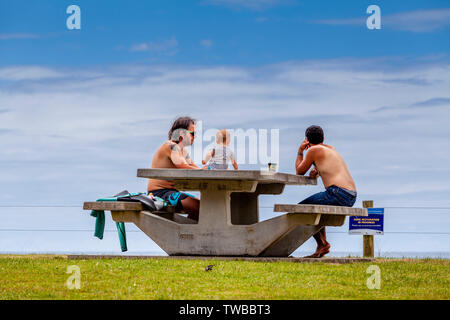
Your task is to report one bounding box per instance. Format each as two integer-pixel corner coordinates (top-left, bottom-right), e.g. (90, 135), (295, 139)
(90, 209), (127, 252)
(90, 210), (106, 239)
(90, 193), (143, 252)
(116, 222), (127, 252)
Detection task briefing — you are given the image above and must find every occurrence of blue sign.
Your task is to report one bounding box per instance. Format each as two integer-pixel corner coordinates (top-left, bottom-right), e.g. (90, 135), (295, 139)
(349, 208), (384, 235)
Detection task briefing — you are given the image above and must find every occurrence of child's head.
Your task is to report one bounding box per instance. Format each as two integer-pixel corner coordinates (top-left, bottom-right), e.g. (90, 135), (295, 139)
(216, 129), (231, 146)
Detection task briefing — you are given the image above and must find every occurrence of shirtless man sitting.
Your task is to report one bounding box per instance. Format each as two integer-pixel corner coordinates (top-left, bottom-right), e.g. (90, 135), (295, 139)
(295, 125), (357, 258)
(147, 116), (200, 221)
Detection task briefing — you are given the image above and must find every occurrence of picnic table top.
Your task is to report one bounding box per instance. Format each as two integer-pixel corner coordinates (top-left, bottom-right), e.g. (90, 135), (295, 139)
(137, 168), (317, 186)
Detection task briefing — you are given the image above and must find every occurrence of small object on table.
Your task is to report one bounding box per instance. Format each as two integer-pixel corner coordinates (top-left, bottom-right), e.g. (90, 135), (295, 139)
(268, 162), (278, 172)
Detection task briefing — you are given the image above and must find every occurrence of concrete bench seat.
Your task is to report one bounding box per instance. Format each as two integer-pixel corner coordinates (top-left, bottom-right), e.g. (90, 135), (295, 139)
(83, 201), (178, 213)
(274, 204), (368, 216)
(255, 204), (369, 257)
(83, 201), (144, 211)
(83, 201), (195, 225)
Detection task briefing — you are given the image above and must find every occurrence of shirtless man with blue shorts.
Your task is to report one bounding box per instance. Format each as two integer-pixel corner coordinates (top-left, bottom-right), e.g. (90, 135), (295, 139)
(296, 125), (357, 258)
(147, 116), (200, 221)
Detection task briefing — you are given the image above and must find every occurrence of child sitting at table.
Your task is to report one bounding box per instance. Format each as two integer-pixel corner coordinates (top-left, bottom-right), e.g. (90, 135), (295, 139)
(202, 129), (238, 170)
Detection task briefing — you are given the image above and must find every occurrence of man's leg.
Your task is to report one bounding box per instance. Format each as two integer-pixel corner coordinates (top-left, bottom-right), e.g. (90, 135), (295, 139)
(308, 228), (330, 258)
(299, 190), (333, 258)
(151, 189), (200, 221)
(300, 187), (357, 257)
(181, 197), (200, 221)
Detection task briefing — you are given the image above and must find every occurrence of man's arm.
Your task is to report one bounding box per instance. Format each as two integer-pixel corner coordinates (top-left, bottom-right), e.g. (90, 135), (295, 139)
(309, 167), (319, 179)
(296, 151), (315, 175)
(185, 153), (199, 168)
(296, 141), (315, 175)
(170, 144), (198, 169)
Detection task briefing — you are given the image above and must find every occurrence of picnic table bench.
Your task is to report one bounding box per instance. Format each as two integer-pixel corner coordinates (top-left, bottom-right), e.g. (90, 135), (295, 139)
(83, 169), (367, 257)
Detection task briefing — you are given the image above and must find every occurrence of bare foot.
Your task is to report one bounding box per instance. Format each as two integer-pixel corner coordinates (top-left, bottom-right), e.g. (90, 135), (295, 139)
(303, 242), (330, 259)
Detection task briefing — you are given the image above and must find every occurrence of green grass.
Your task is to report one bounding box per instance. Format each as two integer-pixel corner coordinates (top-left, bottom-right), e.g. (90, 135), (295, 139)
(0, 255), (448, 299)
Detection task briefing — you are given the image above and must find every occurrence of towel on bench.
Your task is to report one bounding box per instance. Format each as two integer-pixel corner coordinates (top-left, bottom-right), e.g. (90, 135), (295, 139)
(90, 190), (162, 252)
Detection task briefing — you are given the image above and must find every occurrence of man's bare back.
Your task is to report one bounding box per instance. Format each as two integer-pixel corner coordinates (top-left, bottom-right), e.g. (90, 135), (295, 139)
(148, 142), (178, 190)
(307, 144), (356, 191)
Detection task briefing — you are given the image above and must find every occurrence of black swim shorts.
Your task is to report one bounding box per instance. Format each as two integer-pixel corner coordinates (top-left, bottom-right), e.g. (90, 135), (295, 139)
(148, 189), (195, 211)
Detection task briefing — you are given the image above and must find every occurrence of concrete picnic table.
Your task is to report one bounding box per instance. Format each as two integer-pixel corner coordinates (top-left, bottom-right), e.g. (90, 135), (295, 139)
(84, 169), (367, 256)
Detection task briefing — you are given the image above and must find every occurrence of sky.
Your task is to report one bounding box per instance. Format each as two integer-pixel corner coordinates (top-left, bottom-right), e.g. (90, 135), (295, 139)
(0, 0), (449, 256)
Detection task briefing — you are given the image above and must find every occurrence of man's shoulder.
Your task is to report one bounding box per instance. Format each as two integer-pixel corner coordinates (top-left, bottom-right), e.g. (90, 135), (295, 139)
(320, 144), (342, 160)
(308, 144), (335, 159)
(156, 141), (178, 154)
(312, 144), (335, 152)
(308, 145), (324, 153)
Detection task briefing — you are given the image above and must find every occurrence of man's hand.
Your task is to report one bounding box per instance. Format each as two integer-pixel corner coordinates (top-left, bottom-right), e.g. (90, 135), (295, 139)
(309, 168), (319, 179)
(299, 139), (310, 152)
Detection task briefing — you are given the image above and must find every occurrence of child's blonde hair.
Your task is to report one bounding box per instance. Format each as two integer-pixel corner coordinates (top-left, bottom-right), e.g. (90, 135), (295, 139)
(216, 129), (231, 145)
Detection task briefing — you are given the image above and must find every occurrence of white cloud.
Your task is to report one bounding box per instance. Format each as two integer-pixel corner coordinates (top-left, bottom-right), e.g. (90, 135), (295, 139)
(200, 39), (213, 48)
(130, 43), (150, 52)
(313, 17), (364, 26)
(204, 0), (290, 10)
(130, 36), (178, 55)
(0, 66), (64, 80)
(0, 33), (39, 40)
(385, 8), (450, 32)
(314, 8), (450, 33)
(0, 57), (450, 206)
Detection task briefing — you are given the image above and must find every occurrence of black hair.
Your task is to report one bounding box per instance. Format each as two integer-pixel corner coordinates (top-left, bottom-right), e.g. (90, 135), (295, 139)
(305, 125), (324, 144)
(168, 116), (196, 142)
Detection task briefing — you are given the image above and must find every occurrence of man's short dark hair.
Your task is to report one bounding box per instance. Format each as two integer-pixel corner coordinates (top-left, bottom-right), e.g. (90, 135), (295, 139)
(168, 116), (196, 142)
(305, 125), (324, 144)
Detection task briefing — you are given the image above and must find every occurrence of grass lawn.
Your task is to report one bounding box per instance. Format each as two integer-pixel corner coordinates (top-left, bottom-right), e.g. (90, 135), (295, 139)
(0, 255), (448, 300)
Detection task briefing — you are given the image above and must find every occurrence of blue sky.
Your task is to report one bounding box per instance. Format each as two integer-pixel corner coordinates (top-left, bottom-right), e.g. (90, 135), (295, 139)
(1, 0), (450, 66)
(0, 0), (449, 255)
